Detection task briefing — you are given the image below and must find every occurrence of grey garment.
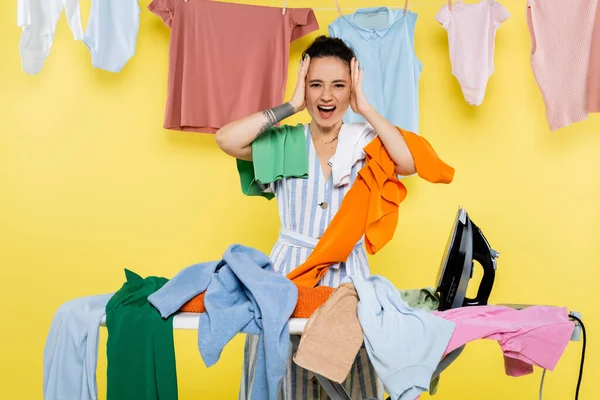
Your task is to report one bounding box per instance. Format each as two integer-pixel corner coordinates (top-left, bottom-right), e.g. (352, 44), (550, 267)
(429, 346), (466, 395)
(398, 287), (440, 312)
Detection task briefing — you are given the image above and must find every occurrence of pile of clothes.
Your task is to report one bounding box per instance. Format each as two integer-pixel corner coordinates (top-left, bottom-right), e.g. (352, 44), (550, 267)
(43, 244), (575, 400)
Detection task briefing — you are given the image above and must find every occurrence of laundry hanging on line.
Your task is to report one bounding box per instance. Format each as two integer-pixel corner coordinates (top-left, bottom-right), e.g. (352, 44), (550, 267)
(435, 0), (509, 107)
(328, 7), (422, 133)
(526, 0), (599, 131)
(148, 0), (319, 133)
(17, 0), (141, 74)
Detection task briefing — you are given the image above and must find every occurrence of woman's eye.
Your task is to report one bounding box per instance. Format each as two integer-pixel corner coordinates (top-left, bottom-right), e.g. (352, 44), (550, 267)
(310, 83), (322, 88)
(334, 84), (345, 89)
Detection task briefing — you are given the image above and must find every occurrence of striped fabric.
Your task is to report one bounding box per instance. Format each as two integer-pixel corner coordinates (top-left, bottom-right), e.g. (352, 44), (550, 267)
(268, 125), (372, 287)
(239, 124), (383, 399)
(526, 0), (598, 131)
(241, 335), (382, 400)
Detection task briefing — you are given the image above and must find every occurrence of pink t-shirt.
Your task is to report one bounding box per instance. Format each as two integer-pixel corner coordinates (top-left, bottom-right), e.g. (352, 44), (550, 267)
(148, 0), (319, 133)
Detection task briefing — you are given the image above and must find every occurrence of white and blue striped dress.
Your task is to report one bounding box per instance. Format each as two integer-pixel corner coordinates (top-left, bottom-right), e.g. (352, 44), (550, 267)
(239, 124), (384, 400)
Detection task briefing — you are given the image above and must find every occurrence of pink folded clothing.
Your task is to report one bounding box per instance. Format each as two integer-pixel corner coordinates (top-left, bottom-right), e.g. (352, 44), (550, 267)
(433, 305), (574, 376)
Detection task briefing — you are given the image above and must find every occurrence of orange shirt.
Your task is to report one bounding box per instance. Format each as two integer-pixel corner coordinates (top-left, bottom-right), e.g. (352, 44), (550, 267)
(287, 128), (455, 288)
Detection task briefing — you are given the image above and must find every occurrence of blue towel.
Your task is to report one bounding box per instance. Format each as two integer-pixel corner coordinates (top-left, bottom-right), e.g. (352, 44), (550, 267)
(148, 259), (221, 318)
(148, 244), (298, 400)
(346, 275), (456, 400)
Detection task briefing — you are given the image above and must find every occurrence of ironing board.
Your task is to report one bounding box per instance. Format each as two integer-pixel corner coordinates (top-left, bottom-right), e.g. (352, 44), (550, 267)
(99, 313), (466, 400)
(99, 308), (582, 400)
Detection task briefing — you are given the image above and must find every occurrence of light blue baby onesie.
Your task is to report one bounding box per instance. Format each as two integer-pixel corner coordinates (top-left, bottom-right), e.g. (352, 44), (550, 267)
(83, 0), (140, 72)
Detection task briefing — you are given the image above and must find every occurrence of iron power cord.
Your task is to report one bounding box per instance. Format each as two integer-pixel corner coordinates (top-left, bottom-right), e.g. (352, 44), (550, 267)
(538, 314), (585, 400)
(569, 314), (586, 400)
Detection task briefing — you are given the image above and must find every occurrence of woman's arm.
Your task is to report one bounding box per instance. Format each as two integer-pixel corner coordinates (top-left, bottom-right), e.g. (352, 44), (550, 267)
(349, 58), (416, 176)
(216, 56), (311, 161)
(215, 103), (296, 161)
(360, 106), (416, 176)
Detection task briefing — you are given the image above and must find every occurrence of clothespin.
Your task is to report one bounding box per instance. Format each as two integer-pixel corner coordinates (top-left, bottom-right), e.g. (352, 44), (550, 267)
(282, 0), (286, 15)
(404, 0), (409, 16)
(334, 0), (343, 17)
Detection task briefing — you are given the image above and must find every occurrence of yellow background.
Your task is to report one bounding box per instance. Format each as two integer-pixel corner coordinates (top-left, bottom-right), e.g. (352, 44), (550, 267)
(1, 0), (598, 398)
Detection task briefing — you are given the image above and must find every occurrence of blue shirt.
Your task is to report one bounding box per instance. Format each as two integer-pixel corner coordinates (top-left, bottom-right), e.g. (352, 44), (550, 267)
(148, 244), (298, 400)
(346, 275), (455, 400)
(329, 7), (422, 133)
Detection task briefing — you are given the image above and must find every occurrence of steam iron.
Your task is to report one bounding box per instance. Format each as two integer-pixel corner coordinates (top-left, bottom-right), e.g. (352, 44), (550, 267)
(435, 207), (499, 311)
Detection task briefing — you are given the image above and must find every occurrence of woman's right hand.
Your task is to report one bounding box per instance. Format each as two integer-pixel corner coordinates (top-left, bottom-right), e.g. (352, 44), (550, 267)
(216, 55), (310, 161)
(289, 55), (310, 113)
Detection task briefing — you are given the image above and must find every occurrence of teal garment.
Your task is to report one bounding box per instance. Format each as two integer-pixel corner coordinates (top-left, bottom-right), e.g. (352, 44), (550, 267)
(236, 123), (308, 200)
(398, 287), (440, 313)
(106, 269), (177, 400)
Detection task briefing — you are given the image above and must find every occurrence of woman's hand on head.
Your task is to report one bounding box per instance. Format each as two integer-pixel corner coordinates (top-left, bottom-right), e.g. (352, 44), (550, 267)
(350, 57), (371, 115)
(289, 55), (311, 113)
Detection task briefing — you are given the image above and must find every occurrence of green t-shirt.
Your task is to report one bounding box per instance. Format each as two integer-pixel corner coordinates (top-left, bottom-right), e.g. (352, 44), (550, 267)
(236, 123), (309, 200)
(105, 269), (177, 400)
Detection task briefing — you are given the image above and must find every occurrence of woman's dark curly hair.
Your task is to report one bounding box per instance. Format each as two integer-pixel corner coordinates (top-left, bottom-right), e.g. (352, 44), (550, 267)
(302, 35), (355, 67)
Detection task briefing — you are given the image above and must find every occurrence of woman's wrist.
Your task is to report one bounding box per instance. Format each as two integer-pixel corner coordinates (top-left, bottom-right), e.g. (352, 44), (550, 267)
(289, 100), (304, 113)
(258, 102), (296, 134)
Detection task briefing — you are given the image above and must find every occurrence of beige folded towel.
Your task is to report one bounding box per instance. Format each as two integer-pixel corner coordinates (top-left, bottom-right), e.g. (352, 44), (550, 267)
(292, 283), (363, 383)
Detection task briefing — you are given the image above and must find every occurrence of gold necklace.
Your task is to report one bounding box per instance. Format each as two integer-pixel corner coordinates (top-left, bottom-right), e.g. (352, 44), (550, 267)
(325, 135), (339, 151)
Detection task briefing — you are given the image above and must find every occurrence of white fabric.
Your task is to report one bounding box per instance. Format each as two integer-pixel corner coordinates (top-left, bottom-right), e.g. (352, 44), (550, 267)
(18, 0), (83, 74)
(329, 122), (376, 187)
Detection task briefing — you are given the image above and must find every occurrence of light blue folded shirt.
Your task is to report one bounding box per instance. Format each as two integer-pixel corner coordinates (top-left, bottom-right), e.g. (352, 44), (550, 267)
(346, 275), (455, 400)
(148, 244), (298, 400)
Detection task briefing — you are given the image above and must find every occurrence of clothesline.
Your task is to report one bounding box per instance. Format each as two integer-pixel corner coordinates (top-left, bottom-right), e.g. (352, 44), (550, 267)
(309, 7), (449, 10)
(283, 0), (452, 7)
(282, 0), (456, 13)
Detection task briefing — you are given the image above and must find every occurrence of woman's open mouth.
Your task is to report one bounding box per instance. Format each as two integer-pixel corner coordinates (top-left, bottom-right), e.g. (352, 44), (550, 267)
(317, 105), (336, 119)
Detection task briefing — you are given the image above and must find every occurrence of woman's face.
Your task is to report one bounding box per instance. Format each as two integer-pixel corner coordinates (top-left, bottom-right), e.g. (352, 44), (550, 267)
(305, 57), (351, 129)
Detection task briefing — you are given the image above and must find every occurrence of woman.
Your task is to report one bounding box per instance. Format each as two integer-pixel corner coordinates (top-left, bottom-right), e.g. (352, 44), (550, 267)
(216, 36), (416, 400)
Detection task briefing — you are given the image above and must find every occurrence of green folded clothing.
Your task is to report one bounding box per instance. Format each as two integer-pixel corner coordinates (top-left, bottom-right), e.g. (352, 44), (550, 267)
(236, 123), (309, 199)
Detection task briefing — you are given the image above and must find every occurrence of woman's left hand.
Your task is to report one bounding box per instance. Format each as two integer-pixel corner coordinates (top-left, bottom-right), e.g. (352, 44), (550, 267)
(350, 57), (371, 115)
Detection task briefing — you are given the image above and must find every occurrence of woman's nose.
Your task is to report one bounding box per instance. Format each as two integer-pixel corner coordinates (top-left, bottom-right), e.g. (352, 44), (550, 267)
(321, 87), (333, 101)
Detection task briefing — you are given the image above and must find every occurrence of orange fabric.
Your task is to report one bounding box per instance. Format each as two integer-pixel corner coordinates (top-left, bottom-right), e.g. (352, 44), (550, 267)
(180, 292), (207, 313)
(286, 128), (455, 288)
(292, 285), (336, 318)
(179, 283), (335, 318)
